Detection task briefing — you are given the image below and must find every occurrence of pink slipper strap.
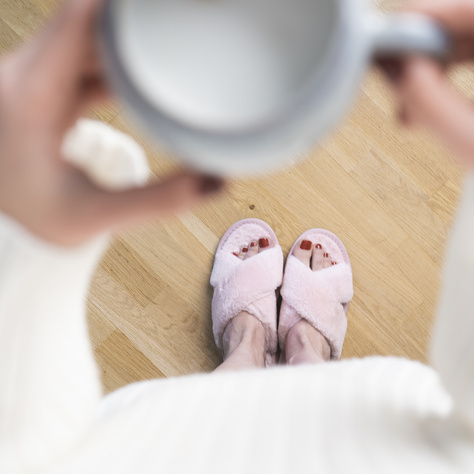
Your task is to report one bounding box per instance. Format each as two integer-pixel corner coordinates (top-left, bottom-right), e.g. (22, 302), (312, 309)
(279, 256), (353, 360)
(211, 246), (283, 357)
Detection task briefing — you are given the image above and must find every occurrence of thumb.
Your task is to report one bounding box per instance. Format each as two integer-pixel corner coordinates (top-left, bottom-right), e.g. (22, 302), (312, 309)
(81, 171), (225, 235)
(397, 57), (474, 167)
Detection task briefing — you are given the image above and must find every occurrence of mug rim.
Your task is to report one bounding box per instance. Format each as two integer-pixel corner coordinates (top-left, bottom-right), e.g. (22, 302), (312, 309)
(99, 0), (371, 175)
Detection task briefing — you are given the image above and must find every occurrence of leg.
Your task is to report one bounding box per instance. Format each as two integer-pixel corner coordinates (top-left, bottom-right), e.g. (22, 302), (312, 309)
(214, 311), (266, 372)
(284, 240), (335, 365)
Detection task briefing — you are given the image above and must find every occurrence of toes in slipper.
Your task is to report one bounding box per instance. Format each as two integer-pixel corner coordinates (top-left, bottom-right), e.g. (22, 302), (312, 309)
(210, 218), (284, 366)
(278, 229), (353, 360)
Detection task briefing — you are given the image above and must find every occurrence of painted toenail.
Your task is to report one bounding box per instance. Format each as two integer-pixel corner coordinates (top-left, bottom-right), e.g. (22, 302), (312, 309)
(242, 247), (249, 253)
(250, 241), (257, 247)
(315, 244), (322, 249)
(331, 261), (337, 265)
(232, 252), (239, 257)
(259, 238), (269, 248)
(324, 253), (329, 258)
(300, 240), (312, 250)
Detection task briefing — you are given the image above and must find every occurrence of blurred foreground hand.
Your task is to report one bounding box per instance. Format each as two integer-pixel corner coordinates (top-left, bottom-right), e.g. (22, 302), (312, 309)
(0, 0), (224, 247)
(380, 0), (474, 170)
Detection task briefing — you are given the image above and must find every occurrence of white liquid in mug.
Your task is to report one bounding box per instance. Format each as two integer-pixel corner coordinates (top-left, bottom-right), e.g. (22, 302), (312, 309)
(118, 0), (338, 130)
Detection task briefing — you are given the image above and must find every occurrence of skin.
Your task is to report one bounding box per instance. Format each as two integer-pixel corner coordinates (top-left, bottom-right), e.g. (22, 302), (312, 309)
(0, 0), (224, 247)
(220, 0), (474, 368)
(382, 0), (474, 169)
(1, 1), (474, 363)
(215, 238), (333, 371)
(1, 0), (473, 247)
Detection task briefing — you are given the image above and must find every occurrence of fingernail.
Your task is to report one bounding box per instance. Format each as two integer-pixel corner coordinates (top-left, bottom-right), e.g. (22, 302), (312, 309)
(242, 247), (248, 253)
(250, 241), (257, 247)
(259, 238), (269, 248)
(324, 252), (329, 258)
(375, 57), (404, 82)
(331, 261), (337, 266)
(399, 107), (412, 127)
(200, 176), (225, 195)
(300, 240), (312, 250)
(232, 252), (239, 257)
(315, 243), (322, 249)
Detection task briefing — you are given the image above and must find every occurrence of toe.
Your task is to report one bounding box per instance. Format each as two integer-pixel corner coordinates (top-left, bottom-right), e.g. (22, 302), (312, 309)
(258, 237), (272, 253)
(238, 245), (249, 260)
(323, 250), (332, 269)
(246, 240), (259, 259)
(293, 239), (313, 267)
(237, 237), (272, 260)
(311, 243), (324, 271)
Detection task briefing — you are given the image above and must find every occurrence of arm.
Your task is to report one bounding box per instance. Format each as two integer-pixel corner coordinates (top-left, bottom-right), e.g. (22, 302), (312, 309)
(0, 0), (223, 247)
(0, 0), (224, 470)
(382, 0), (474, 431)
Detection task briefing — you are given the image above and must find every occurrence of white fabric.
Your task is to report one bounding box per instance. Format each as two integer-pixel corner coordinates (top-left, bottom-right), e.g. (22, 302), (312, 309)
(62, 119), (149, 190)
(2, 132), (474, 472)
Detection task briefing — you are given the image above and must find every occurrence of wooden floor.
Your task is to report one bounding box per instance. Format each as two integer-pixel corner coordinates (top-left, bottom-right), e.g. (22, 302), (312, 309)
(1, 0), (470, 393)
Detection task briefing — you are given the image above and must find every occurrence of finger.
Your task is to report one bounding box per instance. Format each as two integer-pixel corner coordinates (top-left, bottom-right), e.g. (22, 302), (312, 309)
(27, 0), (105, 85)
(398, 56), (474, 167)
(48, 0), (104, 53)
(80, 75), (112, 105)
(398, 105), (414, 128)
(80, 171), (226, 234)
(376, 57), (405, 84)
(451, 35), (474, 61)
(61, 77), (111, 130)
(405, 0), (474, 34)
(403, 1), (474, 62)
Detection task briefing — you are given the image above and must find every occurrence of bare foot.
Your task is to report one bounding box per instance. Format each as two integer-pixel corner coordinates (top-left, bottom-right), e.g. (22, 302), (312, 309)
(284, 239), (334, 365)
(215, 237), (273, 372)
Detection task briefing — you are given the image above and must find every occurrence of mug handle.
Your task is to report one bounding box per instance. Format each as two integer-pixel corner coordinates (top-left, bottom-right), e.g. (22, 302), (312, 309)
(368, 13), (451, 59)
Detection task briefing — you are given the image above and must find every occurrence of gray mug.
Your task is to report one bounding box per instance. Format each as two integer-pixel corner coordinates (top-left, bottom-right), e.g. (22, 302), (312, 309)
(100, 0), (449, 176)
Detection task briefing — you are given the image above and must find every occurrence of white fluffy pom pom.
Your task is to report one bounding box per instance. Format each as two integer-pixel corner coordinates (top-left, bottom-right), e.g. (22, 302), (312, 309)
(61, 119), (150, 191)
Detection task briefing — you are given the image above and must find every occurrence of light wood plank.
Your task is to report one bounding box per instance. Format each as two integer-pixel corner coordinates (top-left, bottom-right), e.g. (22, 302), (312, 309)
(95, 330), (166, 393)
(1, 0), (468, 394)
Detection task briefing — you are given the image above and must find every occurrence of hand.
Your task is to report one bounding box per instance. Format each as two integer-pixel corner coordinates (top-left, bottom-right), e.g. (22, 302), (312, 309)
(378, 0), (474, 169)
(0, 0), (224, 247)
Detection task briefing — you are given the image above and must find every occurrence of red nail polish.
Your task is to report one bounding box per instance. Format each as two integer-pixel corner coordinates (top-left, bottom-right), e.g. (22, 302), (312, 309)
(300, 240), (312, 250)
(232, 252), (239, 257)
(199, 176), (225, 195)
(242, 247), (248, 253)
(259, 238), (269, 248)
(250, 241), (257, 247)
(324, 253), (329, 258)
(315, 244), (322, 249)
(331, 261), (336, 265)
(376, 57), (403, 83)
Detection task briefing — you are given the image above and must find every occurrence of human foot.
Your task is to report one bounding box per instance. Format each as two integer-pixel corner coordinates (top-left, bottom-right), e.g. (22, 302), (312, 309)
(210, 219), (283, 368)
(284, 240), (335, 364)
(216, 238), (273, 371)
(278, 229), (353, 362)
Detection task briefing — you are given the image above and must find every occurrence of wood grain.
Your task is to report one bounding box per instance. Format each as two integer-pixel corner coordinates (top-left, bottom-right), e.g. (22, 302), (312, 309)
(0, 0), (466, 394)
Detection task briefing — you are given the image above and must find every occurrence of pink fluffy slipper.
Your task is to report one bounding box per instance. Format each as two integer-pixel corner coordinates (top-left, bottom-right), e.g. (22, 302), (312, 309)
(210, 219), (284, 366)
(278, 229), (353, 360)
